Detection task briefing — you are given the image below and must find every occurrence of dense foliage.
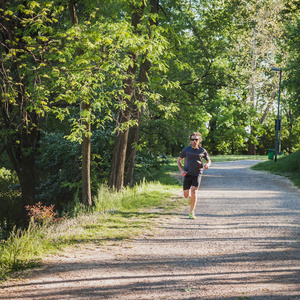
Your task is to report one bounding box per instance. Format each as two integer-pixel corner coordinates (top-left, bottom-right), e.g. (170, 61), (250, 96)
(1, 0), (299, 232)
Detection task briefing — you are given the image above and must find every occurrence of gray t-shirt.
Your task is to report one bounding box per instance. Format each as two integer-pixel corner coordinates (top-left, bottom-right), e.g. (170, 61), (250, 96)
(179, 146), (210, 176)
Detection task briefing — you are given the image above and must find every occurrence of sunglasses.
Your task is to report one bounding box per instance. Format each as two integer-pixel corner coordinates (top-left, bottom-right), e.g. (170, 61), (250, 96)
(190, 139), (199, 141)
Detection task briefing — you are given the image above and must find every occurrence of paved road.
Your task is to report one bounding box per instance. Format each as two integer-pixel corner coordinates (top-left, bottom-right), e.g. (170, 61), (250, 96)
(1, 161), (300, 299)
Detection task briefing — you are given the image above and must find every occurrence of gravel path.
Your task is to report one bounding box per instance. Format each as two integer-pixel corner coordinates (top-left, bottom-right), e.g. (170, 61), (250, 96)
(1, 160), (300, 299)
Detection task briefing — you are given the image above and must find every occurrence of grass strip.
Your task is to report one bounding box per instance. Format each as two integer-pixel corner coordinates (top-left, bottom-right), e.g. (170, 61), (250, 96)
(210, 154), (267, 162)
(251, 149), (300, 189)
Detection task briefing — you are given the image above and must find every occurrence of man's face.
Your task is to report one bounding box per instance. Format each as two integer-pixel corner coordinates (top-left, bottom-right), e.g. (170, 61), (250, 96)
(190, 135), (199, 148)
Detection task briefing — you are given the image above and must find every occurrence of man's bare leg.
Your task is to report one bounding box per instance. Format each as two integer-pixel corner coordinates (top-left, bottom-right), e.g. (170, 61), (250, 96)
(183, 189), (190, 204)
(189, 185), (198, 213)
(183, 189), (189, 199)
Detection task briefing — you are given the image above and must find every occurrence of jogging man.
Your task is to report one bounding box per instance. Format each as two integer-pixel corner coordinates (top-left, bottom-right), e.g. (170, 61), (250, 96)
(177, 132), (211, 219)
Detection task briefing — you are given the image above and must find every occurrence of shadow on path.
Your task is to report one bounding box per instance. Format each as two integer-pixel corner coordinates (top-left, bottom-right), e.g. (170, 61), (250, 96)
(1, 160), (299, 299)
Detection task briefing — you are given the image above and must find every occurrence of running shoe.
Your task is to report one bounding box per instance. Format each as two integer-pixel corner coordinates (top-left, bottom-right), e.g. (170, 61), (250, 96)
(189, 211), (196, 219)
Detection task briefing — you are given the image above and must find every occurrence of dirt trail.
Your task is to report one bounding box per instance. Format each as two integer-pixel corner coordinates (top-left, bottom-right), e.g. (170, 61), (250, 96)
(1, 160), (300, 300)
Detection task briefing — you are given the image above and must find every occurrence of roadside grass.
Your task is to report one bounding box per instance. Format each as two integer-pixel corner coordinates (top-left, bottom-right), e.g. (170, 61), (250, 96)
(211, 154), (267, 162)
(0, 163), (183, 280)
(0, 221), (57, 279)
(251, 149), (300, 189)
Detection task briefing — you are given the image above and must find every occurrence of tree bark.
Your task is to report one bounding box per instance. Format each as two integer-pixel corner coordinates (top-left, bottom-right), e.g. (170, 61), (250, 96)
(124, 0), (159, 187)
(260, 89), (277, 124)
(3, 101), (40, 223)
(108, 59), (137, 190)
(247, 140), (256, 155)
(0, 3), (40, 224)
(68, 0), (91, 205)
(124, 107), (142, 187)
(20, 90), (40, 221)
(82, 101), (92, 206)
(248, 27), (257, 155)
(69, 0), (78, 24)
(108, 6), (144, 190)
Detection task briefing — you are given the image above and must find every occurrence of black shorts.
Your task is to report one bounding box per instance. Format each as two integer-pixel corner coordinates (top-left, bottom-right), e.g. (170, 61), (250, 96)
(183, 174), (202, 190)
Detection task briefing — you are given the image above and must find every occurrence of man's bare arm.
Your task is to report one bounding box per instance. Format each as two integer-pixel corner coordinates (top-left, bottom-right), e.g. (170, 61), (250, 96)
(177, 156), (187, 177)
(204, 159), (211, 170)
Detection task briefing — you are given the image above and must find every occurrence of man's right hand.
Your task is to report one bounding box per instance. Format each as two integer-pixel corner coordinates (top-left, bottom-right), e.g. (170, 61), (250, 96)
(180, 171), (187, 177)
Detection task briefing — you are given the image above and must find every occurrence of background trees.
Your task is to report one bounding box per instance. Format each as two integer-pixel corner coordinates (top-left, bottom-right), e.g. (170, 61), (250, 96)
(1, 0), (299, 231)
(278, 0), (300, 152)
(0, 1), (63, 223)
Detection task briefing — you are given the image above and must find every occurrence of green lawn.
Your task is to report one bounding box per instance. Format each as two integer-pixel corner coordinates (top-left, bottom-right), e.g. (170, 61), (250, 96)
(211, 154), (268, 163)
(251, 150), (300, 189)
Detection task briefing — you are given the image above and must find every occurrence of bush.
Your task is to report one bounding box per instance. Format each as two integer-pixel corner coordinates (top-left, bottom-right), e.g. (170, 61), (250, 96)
(36, 128), (115, 213)
(36, 132), (81, 211)
(25, 202), (57, 226)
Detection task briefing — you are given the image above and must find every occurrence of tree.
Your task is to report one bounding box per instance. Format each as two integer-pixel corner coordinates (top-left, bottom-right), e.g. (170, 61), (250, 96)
(0, 1), (63, 222)
(276, 0), (300, 152)
(52, 11), (143, 197)
(280, 1), (300, 117)
(233, 0), (284, 154)
(108, 0), (168, 190)
(69, 0), (92, 206)
(124, 0), (159, 187)
(141, 0), (248, 155)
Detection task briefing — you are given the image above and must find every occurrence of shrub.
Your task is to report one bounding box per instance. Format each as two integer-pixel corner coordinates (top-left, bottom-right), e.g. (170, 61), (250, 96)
(25, 202), (57, 226)
(36, 132), (81, 211)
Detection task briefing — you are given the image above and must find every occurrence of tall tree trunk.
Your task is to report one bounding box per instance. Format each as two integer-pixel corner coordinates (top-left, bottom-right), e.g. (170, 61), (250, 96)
(0, 0), (40, 224)
(5, 127), (38, 223)
(260, 89), (277, 124)
(20, 100), (40, 221)
(10, 110), (39, 223)
(209, 118), (218, 155)
(124, 0), (159, 187)
(124, 57), (150, 187)
(124, 107), (142, 187)
(82, 101), (92, 206)
(21, 148), (36, 221)
(69, 0), (78, 24)
(108, 59), (137, 190)
(68, 0), (91, 205)
(247, 140), (256, 155)
(108, 6), (144, 190)
(248, 27), (257, 155)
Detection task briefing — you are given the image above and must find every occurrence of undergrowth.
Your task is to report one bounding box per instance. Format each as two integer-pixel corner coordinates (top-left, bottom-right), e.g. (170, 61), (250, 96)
(0, 221), (54, 279)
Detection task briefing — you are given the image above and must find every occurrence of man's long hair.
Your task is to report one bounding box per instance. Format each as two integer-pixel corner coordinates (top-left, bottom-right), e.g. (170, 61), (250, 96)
(189, 132), (202, 143)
